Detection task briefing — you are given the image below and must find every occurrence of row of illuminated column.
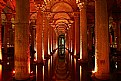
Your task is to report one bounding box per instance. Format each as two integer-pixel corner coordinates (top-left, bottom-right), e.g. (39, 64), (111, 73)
(0, 0), (121, 80)
(66, 0), (112, 80)
(36, 9), (57, 62)
(14, 0), (58, 80)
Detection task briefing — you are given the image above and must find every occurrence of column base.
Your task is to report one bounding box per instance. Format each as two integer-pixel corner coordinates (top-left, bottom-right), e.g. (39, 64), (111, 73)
(14, 76), (30, 81)
(92, 72), (110, 80)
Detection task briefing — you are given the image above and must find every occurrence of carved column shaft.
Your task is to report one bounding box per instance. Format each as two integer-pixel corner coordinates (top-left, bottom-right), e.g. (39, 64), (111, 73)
(43, 14), (49, 81)
(43, 15), (48, 58)
(79, 2), (88, 60)
(74, 13), (80, 56)
(15, 0), (30, 80)
(95, 0), (109, 80)
(36, 9), (43, 63)
(71, 23), (75, 53)
(0, 9), (2, 60)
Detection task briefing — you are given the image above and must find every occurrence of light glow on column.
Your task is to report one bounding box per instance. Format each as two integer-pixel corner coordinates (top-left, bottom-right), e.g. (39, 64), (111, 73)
(71, 40), (72, 52)
(48, 38), (50, 55)
(0, 49), (2, 60)
(51, 38), (53, 52)
(74, 40), (76, 55)
(80, 47), (82, 59)
(28, 58), (30, 74)
(94, 53), (98, 73)
(42, 49), (44, 60)
(74, 50), (76, 56)
(71, 55), (72, 66)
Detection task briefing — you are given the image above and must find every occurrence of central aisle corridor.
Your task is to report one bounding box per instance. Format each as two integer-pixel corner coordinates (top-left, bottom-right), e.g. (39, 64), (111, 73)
(53, 52), (71, 81)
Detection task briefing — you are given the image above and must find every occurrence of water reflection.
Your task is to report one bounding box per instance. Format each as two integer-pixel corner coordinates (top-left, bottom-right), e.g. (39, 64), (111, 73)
(0, 64), (2, 81)
(43, 66), (44, 81)
(80, 66), (82, 81)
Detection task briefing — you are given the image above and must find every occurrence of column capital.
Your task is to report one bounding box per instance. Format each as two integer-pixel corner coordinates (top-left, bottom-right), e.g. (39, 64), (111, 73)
(78, 2), (87, 10)
(0, 0), (6, 9)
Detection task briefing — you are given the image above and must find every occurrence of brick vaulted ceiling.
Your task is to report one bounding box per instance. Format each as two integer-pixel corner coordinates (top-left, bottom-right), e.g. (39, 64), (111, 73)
(0, 0), (121, 35)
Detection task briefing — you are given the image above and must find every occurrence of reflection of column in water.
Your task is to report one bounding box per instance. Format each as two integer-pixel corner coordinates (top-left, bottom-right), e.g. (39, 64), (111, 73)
(48, 59), (50, 80)
(69, 53), (70, 69)
(43, 66), (44, 81)
(74, 58), (76, 81)
(51, 56), (52, 68)
(0, 65), (2, 81)
(50, 56), (53, 80)
(36, 65), (43, 81)
(36, 65), (37, 81)
(71, 54), (73, 76)
(80, 66), (82, 81)
(71, 55), (72, 66)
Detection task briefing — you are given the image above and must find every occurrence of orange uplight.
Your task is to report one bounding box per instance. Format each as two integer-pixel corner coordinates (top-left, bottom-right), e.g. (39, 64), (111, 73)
(80, 50), (82, 59)
(34, 58), (37, 62)
(92, 70), (96, 74)
(74, 50), (76, 56)
(31, 71), (33, 74)
(48, 37), (50, 55)
(94, 53), (98, 73)
(34, 52), (37, 61)
(13, 70), (15, 74)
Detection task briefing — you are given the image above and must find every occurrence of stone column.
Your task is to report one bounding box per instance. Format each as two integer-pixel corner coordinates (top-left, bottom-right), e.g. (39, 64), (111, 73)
(3, 21), (9, 54)
(71, 22), (75, 54)
(74, 13), (80, 56)
(50, 26), (53, 53)
(94, 0), (109, 80)
(36, 9), (43, 63)
(73, 13), (80, 81)
(116, 21), (121, 51)
(3, 18), (11, 66)
(0, 9), (2, 60)
(56, 34), (58, 49)
(66, 32), (69, 49)
(53, 30), (56, 50)
(49, 26), (51, 54)
(43, 16), (48, 58)
(68, 28), (71, 52)
(78, 2), (88, 60)
(70, 25), (74, 53)
(43, 14), (48, 81)
(30, 22), (34, 61)
(51, 27), (54, 52)
(66, 32), (69, 66)
(15, 0), (30, 80)
(87, 27), (93, 52)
